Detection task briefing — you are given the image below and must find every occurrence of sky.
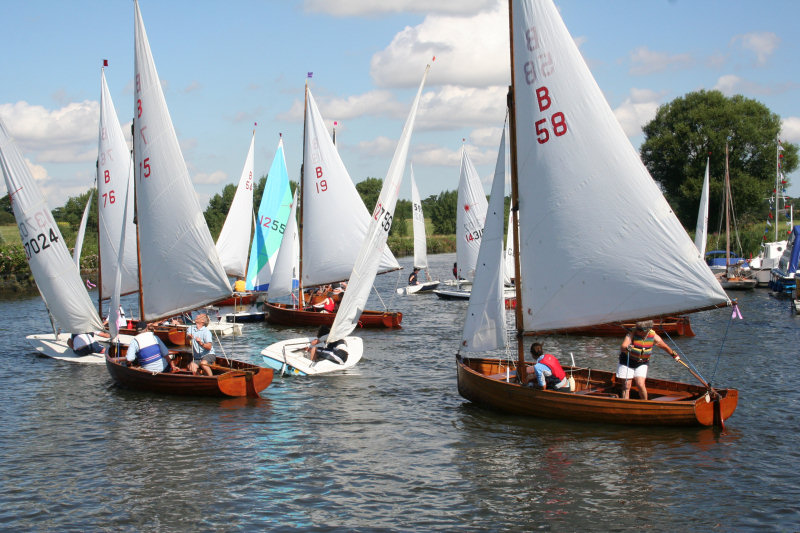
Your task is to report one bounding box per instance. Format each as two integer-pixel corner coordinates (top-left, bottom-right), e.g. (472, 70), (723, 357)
(2, 0), (799, 211)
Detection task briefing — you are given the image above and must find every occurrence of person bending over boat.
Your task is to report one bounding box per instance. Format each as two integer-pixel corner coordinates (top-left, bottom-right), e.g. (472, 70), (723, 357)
(618, 320), (680, 400)
(307, 325), (348, 365)
(186, 313), (215, 376)
(525, 343), (570, 391)
(408, 267), (421, 286)
(127, 322), (177, 373)
(68, 333), (106, 357)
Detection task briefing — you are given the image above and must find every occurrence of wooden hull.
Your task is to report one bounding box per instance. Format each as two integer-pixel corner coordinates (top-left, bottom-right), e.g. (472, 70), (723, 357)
(528, 316), (695, 337)
(212, 292), (259, 307)
(118, 325), (188, 347)
(456, 355), (737, 427)
(105, 349), (273, 398)
(264, 302), (402, 328)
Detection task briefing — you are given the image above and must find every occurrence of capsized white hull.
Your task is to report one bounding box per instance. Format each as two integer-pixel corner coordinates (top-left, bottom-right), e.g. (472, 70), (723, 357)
(396, 280), (440, 295)
(261, 336), (363, 376)
(208, 320), (242, 335)
(26, 333), (107, 364)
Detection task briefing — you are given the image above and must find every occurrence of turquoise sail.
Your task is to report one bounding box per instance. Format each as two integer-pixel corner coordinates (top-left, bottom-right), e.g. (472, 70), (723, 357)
(246, 139), (292, 292)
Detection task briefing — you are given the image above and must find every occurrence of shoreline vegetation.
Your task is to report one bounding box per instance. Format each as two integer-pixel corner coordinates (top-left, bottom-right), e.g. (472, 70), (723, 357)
(0, 219), (790, 295)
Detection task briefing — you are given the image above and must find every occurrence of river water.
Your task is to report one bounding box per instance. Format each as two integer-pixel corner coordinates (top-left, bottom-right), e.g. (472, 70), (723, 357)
(0, 252), (798, 532)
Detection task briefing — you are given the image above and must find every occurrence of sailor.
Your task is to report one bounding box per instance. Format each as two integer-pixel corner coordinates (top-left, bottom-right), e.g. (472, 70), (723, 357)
(68, 333), (106, 357)
(618, 320), (680, 400)
(408, 267), (421, 286)
(127, 321), (177, 373)
(527, 343), (569, 390)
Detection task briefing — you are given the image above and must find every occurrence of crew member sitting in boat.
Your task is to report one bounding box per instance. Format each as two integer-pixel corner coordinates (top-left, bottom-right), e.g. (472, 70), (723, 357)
(307, 325), (348, 365)
(525, 343), (570, 391)
(618, 320), (680, 400)
(408, 267), (421, 286)
(233, 277), (246, 293)
(67, 333), (106, 357)
(311, 286), (336, 313)
(127, 321), (177, 373)
(186, 313), (215, 376)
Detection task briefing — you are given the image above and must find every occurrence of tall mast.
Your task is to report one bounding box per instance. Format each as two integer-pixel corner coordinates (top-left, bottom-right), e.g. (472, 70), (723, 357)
(507, 0), (527, 382)
(775, 135), (780, 241)
(298, 80), (309, 308)
(133, 118), (144, 321)
(725, 143), (731, 269)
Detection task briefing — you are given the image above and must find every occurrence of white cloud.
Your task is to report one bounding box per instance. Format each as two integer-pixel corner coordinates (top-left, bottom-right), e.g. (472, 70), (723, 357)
(781, 117), (800, 144)
(629, 47), (693, 76)
(356, 136), (397, 157)
(731, 32), (779, 67)
(303, 0), (495, 17)
(416, 85), (507, 131)
(192, 170), (229, 185)
(469, 126), (504, 147)
(612, 88), (663, 137)
(370, 0), (509, 88)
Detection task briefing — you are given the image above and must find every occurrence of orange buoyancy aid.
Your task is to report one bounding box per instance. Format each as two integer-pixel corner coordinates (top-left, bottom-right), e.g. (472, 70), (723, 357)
(628, 329), (656, 361)
(539, 353), (566, 381)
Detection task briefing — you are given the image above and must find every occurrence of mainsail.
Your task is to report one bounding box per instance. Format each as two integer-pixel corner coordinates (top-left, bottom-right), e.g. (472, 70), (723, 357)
(133, 0), (230, 321)
(455, 146), (488, 281)
(246, 138), (292, 292)
(410, 164), (428, 270)
(511, 0), (728, 332)
(301, 87), (400, 288)
(216, 131), (255, 280)
(328, 63), (431, 343)
(0, 117), (104, 333)
(98, 67), (139, 299)
(268, 190), (299, 299)
(694, 157), (710, 256)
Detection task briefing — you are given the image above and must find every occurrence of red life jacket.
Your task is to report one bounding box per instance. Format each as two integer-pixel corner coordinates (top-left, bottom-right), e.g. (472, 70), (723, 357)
(323, 297), (335, 312)
(539, 353), (566, 381)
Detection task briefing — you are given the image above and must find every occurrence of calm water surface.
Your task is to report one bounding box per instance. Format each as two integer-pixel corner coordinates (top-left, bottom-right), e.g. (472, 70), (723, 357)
(1, 253), (799, 532)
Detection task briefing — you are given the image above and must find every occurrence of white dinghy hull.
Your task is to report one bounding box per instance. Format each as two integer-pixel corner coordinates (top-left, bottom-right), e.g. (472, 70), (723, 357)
(261, 336), (363, 376)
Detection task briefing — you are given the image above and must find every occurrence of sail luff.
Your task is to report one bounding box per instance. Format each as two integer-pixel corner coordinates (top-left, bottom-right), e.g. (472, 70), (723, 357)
(73, 191), (92, 268)
(694, 157), (710, 256)
(511, 0), (729, 333)
(327, 63), (431, 343)
(133, 0), (230, 321)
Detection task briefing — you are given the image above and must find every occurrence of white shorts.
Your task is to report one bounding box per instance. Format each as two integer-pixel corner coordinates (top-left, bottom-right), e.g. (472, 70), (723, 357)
(617, 362), (648, 380)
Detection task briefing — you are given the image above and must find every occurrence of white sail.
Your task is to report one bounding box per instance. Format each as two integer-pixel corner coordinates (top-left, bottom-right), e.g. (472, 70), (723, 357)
(246, 138), (292, 291)
(461, 126), (507, 352)
(504, 203), (515, 284)
(455, 146), (488, 281)
(109, 171), (135, 340)
(133, 0), (230, 321)
(694, 157), (710, 256)
(268, 189), (299, 300)
(410, 165), (428, 269)
(216, 131), (255, 279)
(73, 191), (92, 268)
(98, 68), (139, 299)
(511, 0), (728, 332)
(0, 117), (104, 333)
(302, 88), (399, 288)
(328, 64), (431, 343)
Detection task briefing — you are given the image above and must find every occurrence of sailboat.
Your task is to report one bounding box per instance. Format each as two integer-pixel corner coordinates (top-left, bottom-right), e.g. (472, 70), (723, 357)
(262, 84), (403, 329)
(1, 117), (106, 363)
(397, 164), (440, 295)
(104, 0), (272, 397)
(750, 137), (792, 286)
(456, 0), (737, 427)
(434, 145), (489, 300)
(261, 62), (431, 376)
(717, 144), (756, 290)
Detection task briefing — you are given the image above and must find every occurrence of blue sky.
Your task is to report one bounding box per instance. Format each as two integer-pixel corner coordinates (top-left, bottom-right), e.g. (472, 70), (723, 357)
(2, 0), (799, 211)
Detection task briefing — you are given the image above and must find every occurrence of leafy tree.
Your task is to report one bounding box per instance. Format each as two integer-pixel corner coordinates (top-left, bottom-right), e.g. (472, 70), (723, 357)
(52, 188), (98, 233)
(640, 90), (798, 229)
(0, 194), (13, 225)
(428, 190), (457, 234)
(355, 177), (383, 213)
(204, 183), (238, 239)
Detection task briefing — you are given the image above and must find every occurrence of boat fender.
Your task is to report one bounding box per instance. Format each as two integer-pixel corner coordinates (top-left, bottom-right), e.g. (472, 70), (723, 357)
(568, 376), (576, 392)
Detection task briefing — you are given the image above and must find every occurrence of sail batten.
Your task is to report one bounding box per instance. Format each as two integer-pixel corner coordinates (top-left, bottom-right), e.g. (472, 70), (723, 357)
(511, 0), (729, 333)
(133, 0), (230, 321)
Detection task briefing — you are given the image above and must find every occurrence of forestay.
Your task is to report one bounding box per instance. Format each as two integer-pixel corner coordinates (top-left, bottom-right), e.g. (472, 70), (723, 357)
(512, 0), (728, 332)
(410, 165), (428, 270)
(246, 138), (292, 291)
(302, 88), (400, 288)
(461, 126), (508, 352)
(268, 190), (299, 299)
(216, 131), (255, 280)
(456, 147), (488, 281)
(0, 118), (104, 333)
(327, 63), (431, 343)
(133, 0), (230, 321)
(98, 67), (139, 299)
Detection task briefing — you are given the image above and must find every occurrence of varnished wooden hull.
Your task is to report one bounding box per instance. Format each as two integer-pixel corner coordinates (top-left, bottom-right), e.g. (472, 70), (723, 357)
(527, 316), (695, 337)
(456, 355), (737, 427)
(118, 325), (188, 347)
(105, 350), (273, 398)
(264, 302), (402, 328)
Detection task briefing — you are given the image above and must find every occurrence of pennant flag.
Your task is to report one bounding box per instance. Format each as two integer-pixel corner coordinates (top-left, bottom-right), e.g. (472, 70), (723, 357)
(307, 72), (313, 78)
(103, 59), (108, 67)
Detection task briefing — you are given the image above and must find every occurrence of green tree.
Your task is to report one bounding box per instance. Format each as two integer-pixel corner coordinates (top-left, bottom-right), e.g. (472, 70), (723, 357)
(355, 177), (383, 213)
(204, 183), (238, 239)
(428, 190), (457, 234)
(52, 188), (98, 233)
(640, 90), (798, 229)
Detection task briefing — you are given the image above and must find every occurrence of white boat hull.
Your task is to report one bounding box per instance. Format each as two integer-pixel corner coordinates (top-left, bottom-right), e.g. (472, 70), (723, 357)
(26, 333), (107, 364)
(396, 280), (440, 295)
(261, 336), (363, 376)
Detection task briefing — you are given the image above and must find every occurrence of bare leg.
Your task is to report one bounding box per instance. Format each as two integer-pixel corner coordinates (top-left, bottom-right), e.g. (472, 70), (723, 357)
(633, 376), (648, 400)
(199, 361), (213, 376)
(620, 378), (633, 399)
